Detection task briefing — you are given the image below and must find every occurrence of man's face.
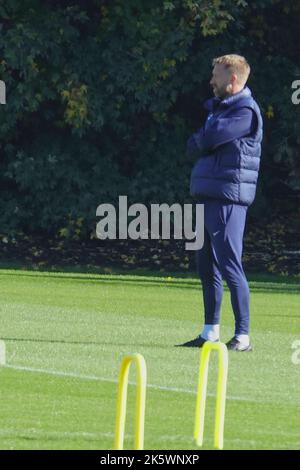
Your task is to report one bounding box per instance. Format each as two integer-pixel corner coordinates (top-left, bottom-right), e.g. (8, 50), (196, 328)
(210, 64), (232, 99)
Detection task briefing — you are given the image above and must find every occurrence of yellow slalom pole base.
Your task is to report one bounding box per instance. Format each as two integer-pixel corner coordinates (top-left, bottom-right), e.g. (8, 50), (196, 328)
(194, 341), (228, 450)
(114, 353), (147, 450)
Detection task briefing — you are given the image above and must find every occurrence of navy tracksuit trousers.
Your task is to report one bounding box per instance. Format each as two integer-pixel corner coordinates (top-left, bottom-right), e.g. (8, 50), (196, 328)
(196, 200), (250, 335)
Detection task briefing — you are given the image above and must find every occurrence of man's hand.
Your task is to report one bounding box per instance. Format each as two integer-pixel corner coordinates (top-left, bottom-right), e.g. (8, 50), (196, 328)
(186, 128), (206, 161)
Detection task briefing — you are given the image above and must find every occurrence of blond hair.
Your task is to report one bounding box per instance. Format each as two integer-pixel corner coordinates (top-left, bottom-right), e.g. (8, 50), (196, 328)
(212, 54), (251, 86)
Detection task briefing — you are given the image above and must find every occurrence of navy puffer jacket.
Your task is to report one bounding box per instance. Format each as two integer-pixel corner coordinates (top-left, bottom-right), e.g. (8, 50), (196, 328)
(188, 87), (263, 206)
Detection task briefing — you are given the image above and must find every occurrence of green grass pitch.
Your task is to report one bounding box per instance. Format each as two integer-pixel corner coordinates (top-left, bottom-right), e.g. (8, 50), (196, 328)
(0, 268), (299, 450)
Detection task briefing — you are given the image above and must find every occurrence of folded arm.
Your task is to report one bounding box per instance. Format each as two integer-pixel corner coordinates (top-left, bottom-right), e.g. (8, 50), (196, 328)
(187, 108), (256, 160)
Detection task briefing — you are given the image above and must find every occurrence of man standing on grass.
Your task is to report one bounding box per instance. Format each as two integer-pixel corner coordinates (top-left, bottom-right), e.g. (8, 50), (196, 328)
(180, 54), (263, 351)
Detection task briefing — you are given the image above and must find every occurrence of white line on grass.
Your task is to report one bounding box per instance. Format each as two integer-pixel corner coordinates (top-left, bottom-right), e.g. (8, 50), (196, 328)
(4, 363), (249, 402)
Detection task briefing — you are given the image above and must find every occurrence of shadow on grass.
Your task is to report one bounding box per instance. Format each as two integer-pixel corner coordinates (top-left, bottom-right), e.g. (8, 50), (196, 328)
(0, 263), (299, 294)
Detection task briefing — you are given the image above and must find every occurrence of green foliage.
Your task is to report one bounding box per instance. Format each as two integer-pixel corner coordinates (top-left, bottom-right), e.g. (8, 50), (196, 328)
(0, 0), (299, 235)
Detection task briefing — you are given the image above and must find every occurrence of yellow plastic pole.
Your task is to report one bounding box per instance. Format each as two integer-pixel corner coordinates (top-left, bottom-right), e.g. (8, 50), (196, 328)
(114, 353), (147, 450)
(194, 342), (228, 450)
